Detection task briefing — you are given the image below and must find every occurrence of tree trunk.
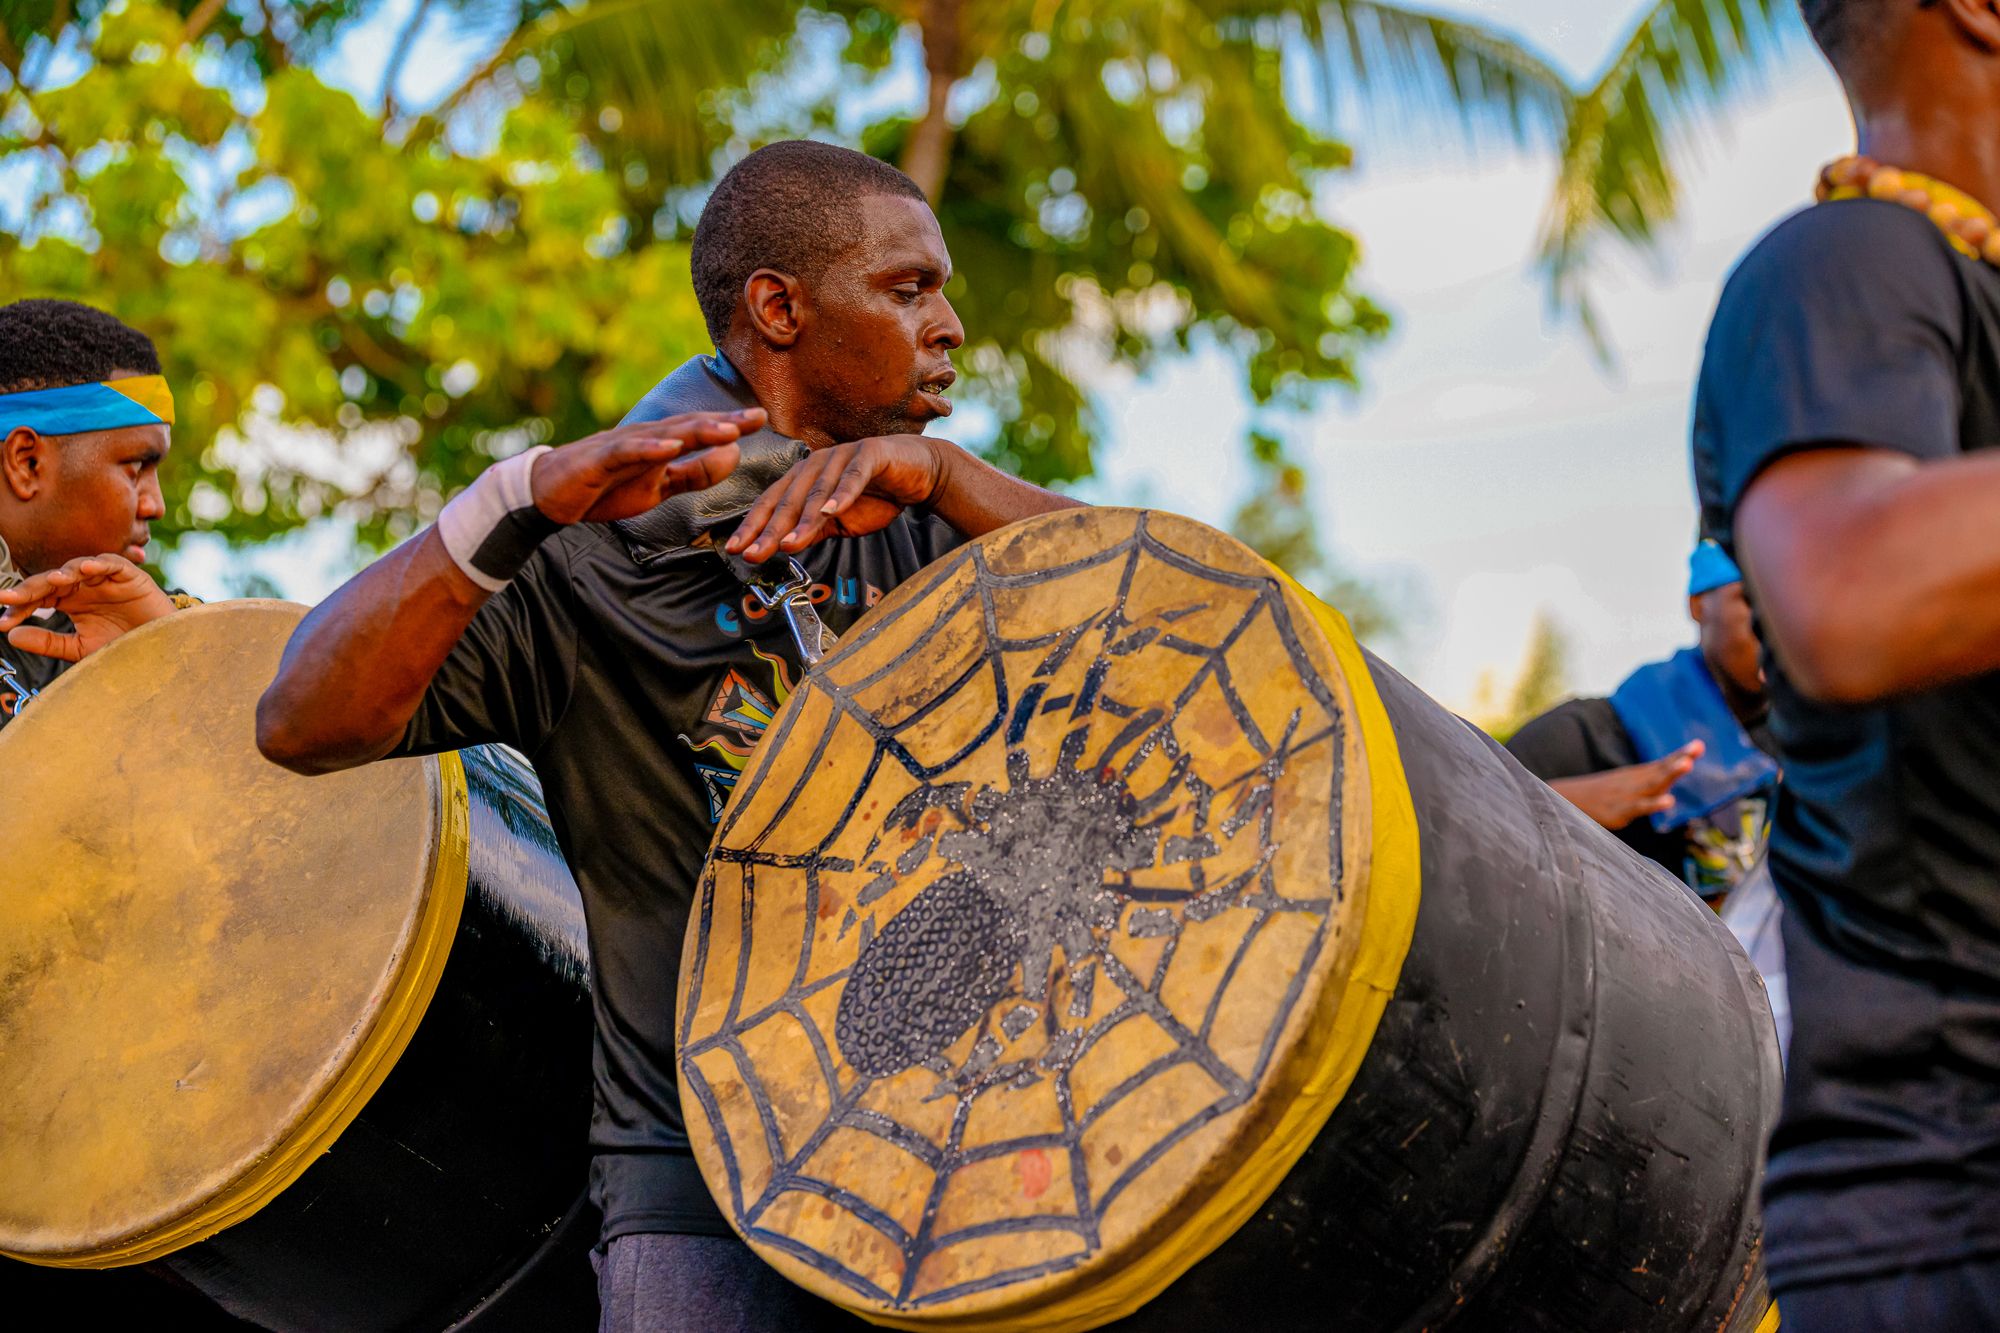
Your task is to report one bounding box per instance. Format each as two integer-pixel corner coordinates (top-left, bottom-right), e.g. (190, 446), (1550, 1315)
(900, 0), (965, 202)
(183, 0), (228, 43)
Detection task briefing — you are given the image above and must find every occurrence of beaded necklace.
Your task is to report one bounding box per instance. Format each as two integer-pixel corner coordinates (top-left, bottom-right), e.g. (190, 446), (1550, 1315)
(1818, 155), (2000, 266)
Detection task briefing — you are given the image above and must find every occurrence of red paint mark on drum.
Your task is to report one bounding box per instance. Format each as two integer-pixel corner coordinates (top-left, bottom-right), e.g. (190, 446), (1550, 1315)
(1018, 1147), (1053, 1199)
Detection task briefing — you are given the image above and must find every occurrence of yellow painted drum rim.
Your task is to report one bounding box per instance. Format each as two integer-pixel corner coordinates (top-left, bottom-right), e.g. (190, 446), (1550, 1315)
(5, 751), (471, 1269)
(682, 511), (1422, 1330)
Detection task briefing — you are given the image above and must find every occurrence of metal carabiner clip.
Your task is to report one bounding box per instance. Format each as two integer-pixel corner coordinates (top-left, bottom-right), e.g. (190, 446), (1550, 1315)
(749, 558), (840, 668)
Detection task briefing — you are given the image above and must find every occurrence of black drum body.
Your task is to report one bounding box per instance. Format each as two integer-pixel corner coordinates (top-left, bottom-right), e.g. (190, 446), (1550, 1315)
(160, 745), (599, 1332)
(1116, 656), (1780, 1332)
(2, 746), (598, 1333)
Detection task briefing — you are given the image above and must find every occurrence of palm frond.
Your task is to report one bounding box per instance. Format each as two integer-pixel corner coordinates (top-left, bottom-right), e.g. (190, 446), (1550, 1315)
(433, 0), (800, 188)
(1299, 0), (1573, 149)
(1539, 0), (1795, 326)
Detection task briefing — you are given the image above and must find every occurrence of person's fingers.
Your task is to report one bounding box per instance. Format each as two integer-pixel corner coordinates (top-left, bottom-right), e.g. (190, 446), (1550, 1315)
(736, 455), (834, 559)
(741, 475), (811, 560)
(778, 511), (836, 552)
(646, 408), (765, 439)
(6, 623), (82, 663)
(779, 460), (857, 549)
(595, 433), (702, 474)
(820, 452), (880, 517)
(751, 460), (835, 560)
(725, 470), (795, 554)
(661, 443), (740, 496)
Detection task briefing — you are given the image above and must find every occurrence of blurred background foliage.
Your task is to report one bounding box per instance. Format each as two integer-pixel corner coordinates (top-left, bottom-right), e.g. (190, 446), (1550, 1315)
(0, 0), (1790, 623)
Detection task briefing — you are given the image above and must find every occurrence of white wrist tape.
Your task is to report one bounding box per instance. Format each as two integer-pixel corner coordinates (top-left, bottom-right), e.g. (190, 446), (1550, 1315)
(436, 445), (558, 592)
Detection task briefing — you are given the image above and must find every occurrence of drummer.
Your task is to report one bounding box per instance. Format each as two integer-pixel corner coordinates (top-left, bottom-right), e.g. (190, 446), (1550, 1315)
(1693, 1), (2000, 1326)
(0, 299), (184, 730)
(258, 140), (1082, 1331)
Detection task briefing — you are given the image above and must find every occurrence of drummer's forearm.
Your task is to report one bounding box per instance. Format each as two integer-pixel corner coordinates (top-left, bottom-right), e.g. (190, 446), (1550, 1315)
(257, 530), (488, 774)
(926, 442), (1084, 538)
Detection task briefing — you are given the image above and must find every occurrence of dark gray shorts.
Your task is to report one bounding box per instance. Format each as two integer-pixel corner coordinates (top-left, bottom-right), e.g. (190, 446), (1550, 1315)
(592, 1233), (873, 1333)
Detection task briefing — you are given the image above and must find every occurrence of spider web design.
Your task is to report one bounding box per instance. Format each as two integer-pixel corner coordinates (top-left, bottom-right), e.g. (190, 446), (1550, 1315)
(679, 513), (1352, 1314)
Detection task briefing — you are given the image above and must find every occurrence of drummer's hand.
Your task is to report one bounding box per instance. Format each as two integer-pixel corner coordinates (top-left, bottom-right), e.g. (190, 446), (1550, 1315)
(530, 410), (762, 525)
(0, 554), (178, 663)
(726, 435), (949, 561)
(1549, 741), (1704, 831)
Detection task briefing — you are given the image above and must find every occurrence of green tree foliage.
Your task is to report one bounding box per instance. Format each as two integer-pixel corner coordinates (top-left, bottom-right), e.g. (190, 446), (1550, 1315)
(0, 0), (1794, 608)
(2, 0), (710, 548)
(1472, 610), (1575, 741)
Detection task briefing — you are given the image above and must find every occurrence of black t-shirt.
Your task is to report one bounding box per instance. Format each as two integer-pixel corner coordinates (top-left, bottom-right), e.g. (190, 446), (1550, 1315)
(391, 362), (963, 1243)
(0, 612), (74, 732)
(1693, 198), (2000, 1290)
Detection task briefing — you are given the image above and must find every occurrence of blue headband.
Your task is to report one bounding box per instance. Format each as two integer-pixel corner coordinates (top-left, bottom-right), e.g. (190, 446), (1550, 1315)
(0, 376), (175, 437)
(1688, 539), (1742, 597)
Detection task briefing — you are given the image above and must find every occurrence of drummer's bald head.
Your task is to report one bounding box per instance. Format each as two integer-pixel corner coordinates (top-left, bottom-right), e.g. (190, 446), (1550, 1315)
(692, 141), (929, 347)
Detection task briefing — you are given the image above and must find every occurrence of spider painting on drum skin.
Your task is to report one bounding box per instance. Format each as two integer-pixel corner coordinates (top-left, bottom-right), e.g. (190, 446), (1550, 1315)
(834, 699), (1314, 1093)
(678, 511), (1364, 1318)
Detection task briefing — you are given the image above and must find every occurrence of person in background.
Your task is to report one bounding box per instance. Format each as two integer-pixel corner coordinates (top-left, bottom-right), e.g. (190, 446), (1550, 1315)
(1507, 539), (1779, 906)
(0, 299), (186, 729)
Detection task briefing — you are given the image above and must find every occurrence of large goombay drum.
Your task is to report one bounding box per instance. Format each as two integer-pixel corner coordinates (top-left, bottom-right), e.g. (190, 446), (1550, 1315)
(0, 602), (597, 1331)
(678, 508), (1783, 1332)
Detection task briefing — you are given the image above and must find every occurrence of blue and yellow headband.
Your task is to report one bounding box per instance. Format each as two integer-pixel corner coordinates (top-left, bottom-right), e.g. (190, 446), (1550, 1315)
(0, 374), (175, 437)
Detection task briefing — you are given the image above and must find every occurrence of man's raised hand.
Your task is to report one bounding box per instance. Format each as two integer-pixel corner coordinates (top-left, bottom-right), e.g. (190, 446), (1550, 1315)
(0, 554), (178, 663)
(1549, 740), (1705, 832)
(531, 410), (763, 525)
(726, 434), (946, 562)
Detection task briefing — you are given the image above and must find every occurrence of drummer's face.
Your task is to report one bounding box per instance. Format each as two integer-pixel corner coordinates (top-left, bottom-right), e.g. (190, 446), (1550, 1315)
(798, 193), (965, 441)
(1, 405), (169, 572)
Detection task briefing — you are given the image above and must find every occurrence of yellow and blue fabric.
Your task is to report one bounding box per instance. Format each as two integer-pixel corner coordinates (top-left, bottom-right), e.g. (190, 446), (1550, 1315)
(0, 375), (175, 437)
(1688, 538), (1742, 597)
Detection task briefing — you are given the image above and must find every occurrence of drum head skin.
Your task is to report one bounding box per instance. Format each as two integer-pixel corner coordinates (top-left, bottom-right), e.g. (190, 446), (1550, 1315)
(679, 510), (1421, 1330)
(0, 602), (466, 1266)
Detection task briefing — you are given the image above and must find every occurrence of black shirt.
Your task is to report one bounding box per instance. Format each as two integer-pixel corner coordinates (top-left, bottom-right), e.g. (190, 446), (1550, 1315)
(392, 358), (963, 1242)
(1693, 199), (2000, 1290)
(0, 612), (74, 732)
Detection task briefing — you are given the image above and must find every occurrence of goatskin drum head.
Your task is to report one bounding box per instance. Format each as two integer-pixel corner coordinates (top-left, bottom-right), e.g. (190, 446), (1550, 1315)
(0, 601), (463, 1266)
(679, 509), (1399, 1329)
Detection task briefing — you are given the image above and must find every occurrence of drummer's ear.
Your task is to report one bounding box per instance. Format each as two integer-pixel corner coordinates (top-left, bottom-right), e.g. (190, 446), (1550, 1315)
(742, 267), (806, 348)
(2, 427), (45, 502)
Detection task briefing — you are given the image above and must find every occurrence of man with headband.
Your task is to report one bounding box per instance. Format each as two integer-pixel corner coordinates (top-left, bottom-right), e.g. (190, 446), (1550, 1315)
(0, 299), (187, 729)
(258, 141), (1080, 1331)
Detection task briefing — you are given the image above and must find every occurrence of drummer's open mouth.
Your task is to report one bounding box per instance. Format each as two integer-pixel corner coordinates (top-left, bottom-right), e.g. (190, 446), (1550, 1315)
(916, 368), (956, 417)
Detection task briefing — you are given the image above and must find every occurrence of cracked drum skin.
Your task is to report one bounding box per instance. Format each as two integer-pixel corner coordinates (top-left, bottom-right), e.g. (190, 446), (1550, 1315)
(678, 508), (1782, 1333)
(0, 602), (596, 1332)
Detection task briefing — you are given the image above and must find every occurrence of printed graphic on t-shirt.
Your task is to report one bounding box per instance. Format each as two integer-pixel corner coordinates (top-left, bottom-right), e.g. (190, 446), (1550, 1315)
(0, 655), (41, 723)
(678, 642), (797, 821)
(1683, 796), (1769, 901)
(711, 575), (882, 637)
